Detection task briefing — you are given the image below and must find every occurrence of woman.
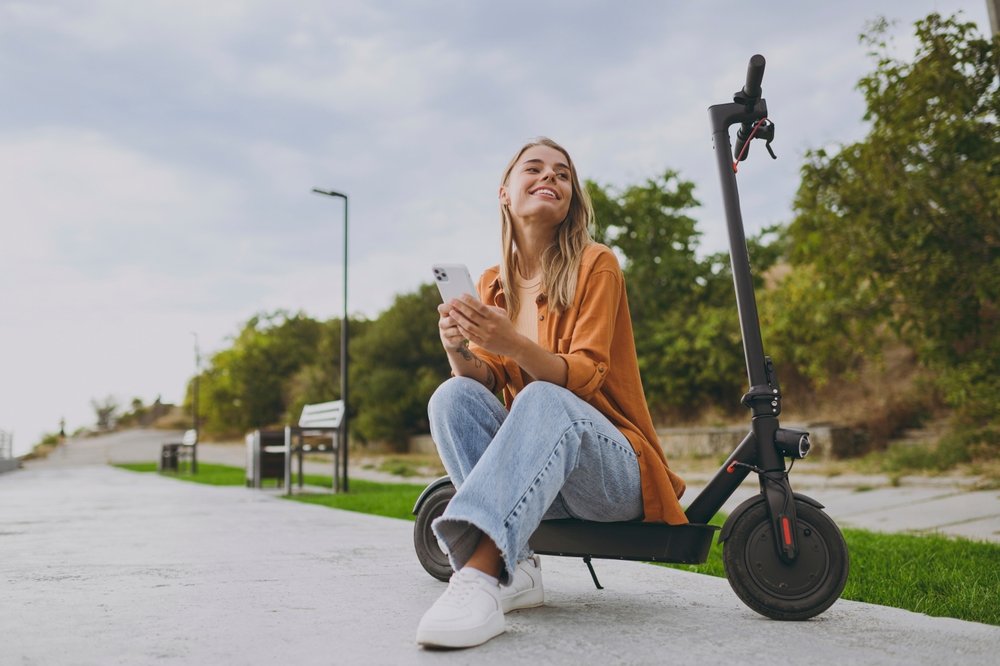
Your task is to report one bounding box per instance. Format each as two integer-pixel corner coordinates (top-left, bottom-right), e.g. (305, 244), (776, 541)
(416, 138), (687, 649)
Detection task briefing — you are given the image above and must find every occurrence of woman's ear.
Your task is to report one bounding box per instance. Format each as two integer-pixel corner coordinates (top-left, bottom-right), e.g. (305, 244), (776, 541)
(498, 186), (510, 206)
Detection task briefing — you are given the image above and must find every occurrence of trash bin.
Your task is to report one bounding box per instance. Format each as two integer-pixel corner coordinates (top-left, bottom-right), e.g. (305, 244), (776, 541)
(246, 429), (286, 488)
(159, 443), (180, 472)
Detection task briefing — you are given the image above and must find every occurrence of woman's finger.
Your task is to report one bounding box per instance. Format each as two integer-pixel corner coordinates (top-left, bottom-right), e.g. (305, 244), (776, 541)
(450, 308), (479, 334)
(451, 296), (489, 320)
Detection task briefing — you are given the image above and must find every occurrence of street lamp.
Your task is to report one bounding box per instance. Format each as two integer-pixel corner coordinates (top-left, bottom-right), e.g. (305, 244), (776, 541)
(311, 187), (350, 492)
(191, 331), (200, 474)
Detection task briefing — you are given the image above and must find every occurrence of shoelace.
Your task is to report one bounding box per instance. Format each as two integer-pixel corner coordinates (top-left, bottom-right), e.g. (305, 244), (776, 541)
(440, 571), (485, 606)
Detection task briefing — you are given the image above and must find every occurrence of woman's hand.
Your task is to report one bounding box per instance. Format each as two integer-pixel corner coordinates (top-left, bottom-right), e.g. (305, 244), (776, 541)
(447, 295), (522, 357)
(437, 301), (469, 353)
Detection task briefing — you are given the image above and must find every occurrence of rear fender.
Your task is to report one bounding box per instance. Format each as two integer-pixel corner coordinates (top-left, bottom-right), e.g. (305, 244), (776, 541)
(412, 475), (454, 515)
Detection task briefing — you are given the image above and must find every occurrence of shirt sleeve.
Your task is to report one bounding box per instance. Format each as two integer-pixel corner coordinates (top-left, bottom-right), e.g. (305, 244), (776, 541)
(556, 262), (623, 400)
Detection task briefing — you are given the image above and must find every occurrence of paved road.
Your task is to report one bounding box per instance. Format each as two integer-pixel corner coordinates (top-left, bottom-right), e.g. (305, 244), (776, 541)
(3, 461), (999, 665)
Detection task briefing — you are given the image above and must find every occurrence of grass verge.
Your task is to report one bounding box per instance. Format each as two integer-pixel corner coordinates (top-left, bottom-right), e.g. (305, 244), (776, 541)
(117, 462), (1000, 626)
(660, 518), (1000, 626)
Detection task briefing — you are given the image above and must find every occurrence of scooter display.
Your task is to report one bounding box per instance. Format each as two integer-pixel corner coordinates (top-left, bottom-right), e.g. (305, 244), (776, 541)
(413, 55), (849, 621)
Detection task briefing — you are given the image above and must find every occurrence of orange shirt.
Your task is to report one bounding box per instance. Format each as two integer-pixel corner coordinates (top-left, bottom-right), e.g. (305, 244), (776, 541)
(469, 243), (688, 525)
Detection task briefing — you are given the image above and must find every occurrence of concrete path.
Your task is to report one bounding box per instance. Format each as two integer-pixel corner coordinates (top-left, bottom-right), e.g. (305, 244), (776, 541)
(38, 428), (1000, 543)
(3, 463), (999, 665)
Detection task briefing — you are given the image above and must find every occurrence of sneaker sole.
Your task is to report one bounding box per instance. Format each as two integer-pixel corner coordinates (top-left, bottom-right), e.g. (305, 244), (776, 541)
(416, 611), (505, 648)
(501, 587), (545, 613)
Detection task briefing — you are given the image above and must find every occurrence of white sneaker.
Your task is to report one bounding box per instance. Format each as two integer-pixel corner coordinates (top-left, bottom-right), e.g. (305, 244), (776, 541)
(416, 569), (505, 648)
(501, 555), (544, 613)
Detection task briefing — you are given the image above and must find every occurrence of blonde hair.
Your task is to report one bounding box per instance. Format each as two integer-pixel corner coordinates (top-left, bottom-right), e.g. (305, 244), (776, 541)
(499, 137), (594, 318)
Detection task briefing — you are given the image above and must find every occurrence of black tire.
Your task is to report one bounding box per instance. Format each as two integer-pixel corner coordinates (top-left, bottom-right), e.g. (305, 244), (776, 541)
(723, 498), (849, 620)
(413, 482), (456, 582)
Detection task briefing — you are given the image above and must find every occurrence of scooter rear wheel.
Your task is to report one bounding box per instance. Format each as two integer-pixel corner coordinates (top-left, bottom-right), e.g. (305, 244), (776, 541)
(723, 498), (849, 620)
(413, 482), (455, 582)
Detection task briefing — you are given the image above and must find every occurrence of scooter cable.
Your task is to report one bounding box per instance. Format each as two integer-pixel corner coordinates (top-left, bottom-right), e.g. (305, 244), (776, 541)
(732, 117), (769, 173)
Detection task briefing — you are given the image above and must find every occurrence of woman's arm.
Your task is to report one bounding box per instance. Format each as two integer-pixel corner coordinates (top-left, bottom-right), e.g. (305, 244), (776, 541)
(438, 301), (499, 391)
(447, 296), (568, 387)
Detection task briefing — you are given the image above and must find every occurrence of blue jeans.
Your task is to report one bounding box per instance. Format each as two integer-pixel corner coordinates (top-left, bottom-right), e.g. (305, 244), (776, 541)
(429, 377), (643, 585)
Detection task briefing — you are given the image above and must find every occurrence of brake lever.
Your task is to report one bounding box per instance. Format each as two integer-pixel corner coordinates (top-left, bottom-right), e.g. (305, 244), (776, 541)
(764, 120), (778, 160)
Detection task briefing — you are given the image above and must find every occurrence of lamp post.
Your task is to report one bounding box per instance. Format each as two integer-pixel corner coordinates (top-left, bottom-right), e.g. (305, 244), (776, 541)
(191, 331), (200, 474)
(311, 187), (349, 492)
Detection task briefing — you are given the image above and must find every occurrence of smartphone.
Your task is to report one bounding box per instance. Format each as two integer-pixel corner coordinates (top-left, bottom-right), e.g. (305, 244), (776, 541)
(432, 264), (480, 303)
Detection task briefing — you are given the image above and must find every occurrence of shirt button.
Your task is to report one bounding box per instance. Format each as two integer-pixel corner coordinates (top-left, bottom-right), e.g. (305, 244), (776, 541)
(538, 315), (544, 321)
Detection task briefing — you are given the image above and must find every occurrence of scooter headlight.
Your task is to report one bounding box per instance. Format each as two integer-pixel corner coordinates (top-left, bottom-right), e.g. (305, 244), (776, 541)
(775, 428), (810, 459)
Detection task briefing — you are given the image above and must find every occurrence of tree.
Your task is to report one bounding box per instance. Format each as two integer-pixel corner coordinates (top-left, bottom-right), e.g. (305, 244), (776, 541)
(91, 395), (119, 431)
(349, 283), (451, 447)
(587, 172), (777, 419)
(786, 13), (1000, 422)
(282, 317), (372, 425)
(196, 311), (323, 434)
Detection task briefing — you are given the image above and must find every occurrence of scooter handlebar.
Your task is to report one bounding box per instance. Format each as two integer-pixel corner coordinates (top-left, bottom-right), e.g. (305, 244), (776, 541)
(733, 55), (767, 161)
(742, 54), (766, 101)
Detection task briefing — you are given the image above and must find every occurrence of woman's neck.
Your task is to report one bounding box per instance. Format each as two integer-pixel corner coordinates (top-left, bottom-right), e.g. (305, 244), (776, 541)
(513, 223), (556, 279)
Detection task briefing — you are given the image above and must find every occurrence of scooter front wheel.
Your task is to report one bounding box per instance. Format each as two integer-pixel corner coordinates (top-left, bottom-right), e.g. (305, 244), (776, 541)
(413, 482), (455, 582)
(723, 498), (849, 620)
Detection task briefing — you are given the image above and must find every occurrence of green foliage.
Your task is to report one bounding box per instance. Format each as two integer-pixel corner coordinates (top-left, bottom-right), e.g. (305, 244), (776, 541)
(195, 311), (324, 434)
(189, 287), (446, 447)
(281, 317), (373, 425)
(785, 13), (1000, 422)
(869, 426), (1000, 476)
(349, 283), (451, 447)
(90, 395), (119, 431)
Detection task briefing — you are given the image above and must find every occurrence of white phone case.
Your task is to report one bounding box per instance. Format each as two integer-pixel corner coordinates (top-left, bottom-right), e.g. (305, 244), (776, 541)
(432, 264), (480, 302)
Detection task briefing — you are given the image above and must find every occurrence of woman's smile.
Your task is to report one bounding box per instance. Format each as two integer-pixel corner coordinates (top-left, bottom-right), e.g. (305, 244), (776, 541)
(503, 144), (573, 223)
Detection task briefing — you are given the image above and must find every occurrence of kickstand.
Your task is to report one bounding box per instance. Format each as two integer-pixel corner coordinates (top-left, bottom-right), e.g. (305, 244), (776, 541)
(583, 556), (604, 590)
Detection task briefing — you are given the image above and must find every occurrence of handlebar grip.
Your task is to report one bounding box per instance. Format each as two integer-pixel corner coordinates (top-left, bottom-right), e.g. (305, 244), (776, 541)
(742, 54), (766, 100)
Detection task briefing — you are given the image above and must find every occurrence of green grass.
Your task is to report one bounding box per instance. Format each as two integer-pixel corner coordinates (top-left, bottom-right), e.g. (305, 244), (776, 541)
(118, 461), (1000, 625)
(287, 474), (425, 520)
(661, 517), (1000, 626)
(118, 462), (251, 486)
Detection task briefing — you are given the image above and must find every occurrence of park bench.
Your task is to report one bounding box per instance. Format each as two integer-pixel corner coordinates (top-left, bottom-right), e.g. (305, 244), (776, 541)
(284, 400), (345, 493)
(244, 401), (345, 492)
(159, 429), (197, 473)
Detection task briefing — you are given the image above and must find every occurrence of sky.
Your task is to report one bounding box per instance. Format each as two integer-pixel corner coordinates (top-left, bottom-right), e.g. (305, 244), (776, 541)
(1, 0), (992, 456)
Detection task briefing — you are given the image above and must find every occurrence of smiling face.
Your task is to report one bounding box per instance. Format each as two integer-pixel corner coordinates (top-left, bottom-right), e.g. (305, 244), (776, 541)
(499, 144), (573, 230)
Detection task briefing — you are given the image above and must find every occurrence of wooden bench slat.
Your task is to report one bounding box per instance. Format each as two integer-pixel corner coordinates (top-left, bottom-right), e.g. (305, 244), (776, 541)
(299, 400), (344, 428)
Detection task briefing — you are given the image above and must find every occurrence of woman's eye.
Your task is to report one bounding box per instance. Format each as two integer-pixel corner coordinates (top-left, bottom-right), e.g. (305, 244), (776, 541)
(557, 173), (569, 180)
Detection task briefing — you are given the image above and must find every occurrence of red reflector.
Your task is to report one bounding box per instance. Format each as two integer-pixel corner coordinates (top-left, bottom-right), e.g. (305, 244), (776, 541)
(781, 517), (792, 545)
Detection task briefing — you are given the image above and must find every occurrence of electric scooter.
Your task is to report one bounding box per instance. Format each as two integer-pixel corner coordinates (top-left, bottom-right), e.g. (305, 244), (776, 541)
(413, 55), (849, 621)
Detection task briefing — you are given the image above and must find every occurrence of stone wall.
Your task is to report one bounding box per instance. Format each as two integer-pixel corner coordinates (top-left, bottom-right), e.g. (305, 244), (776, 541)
(657, 423), (859, 460)
(410, 423), (861, 460)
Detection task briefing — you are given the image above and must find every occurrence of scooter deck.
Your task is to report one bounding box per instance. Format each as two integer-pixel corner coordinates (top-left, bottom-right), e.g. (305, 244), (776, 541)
(529, 519), (718, 564)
